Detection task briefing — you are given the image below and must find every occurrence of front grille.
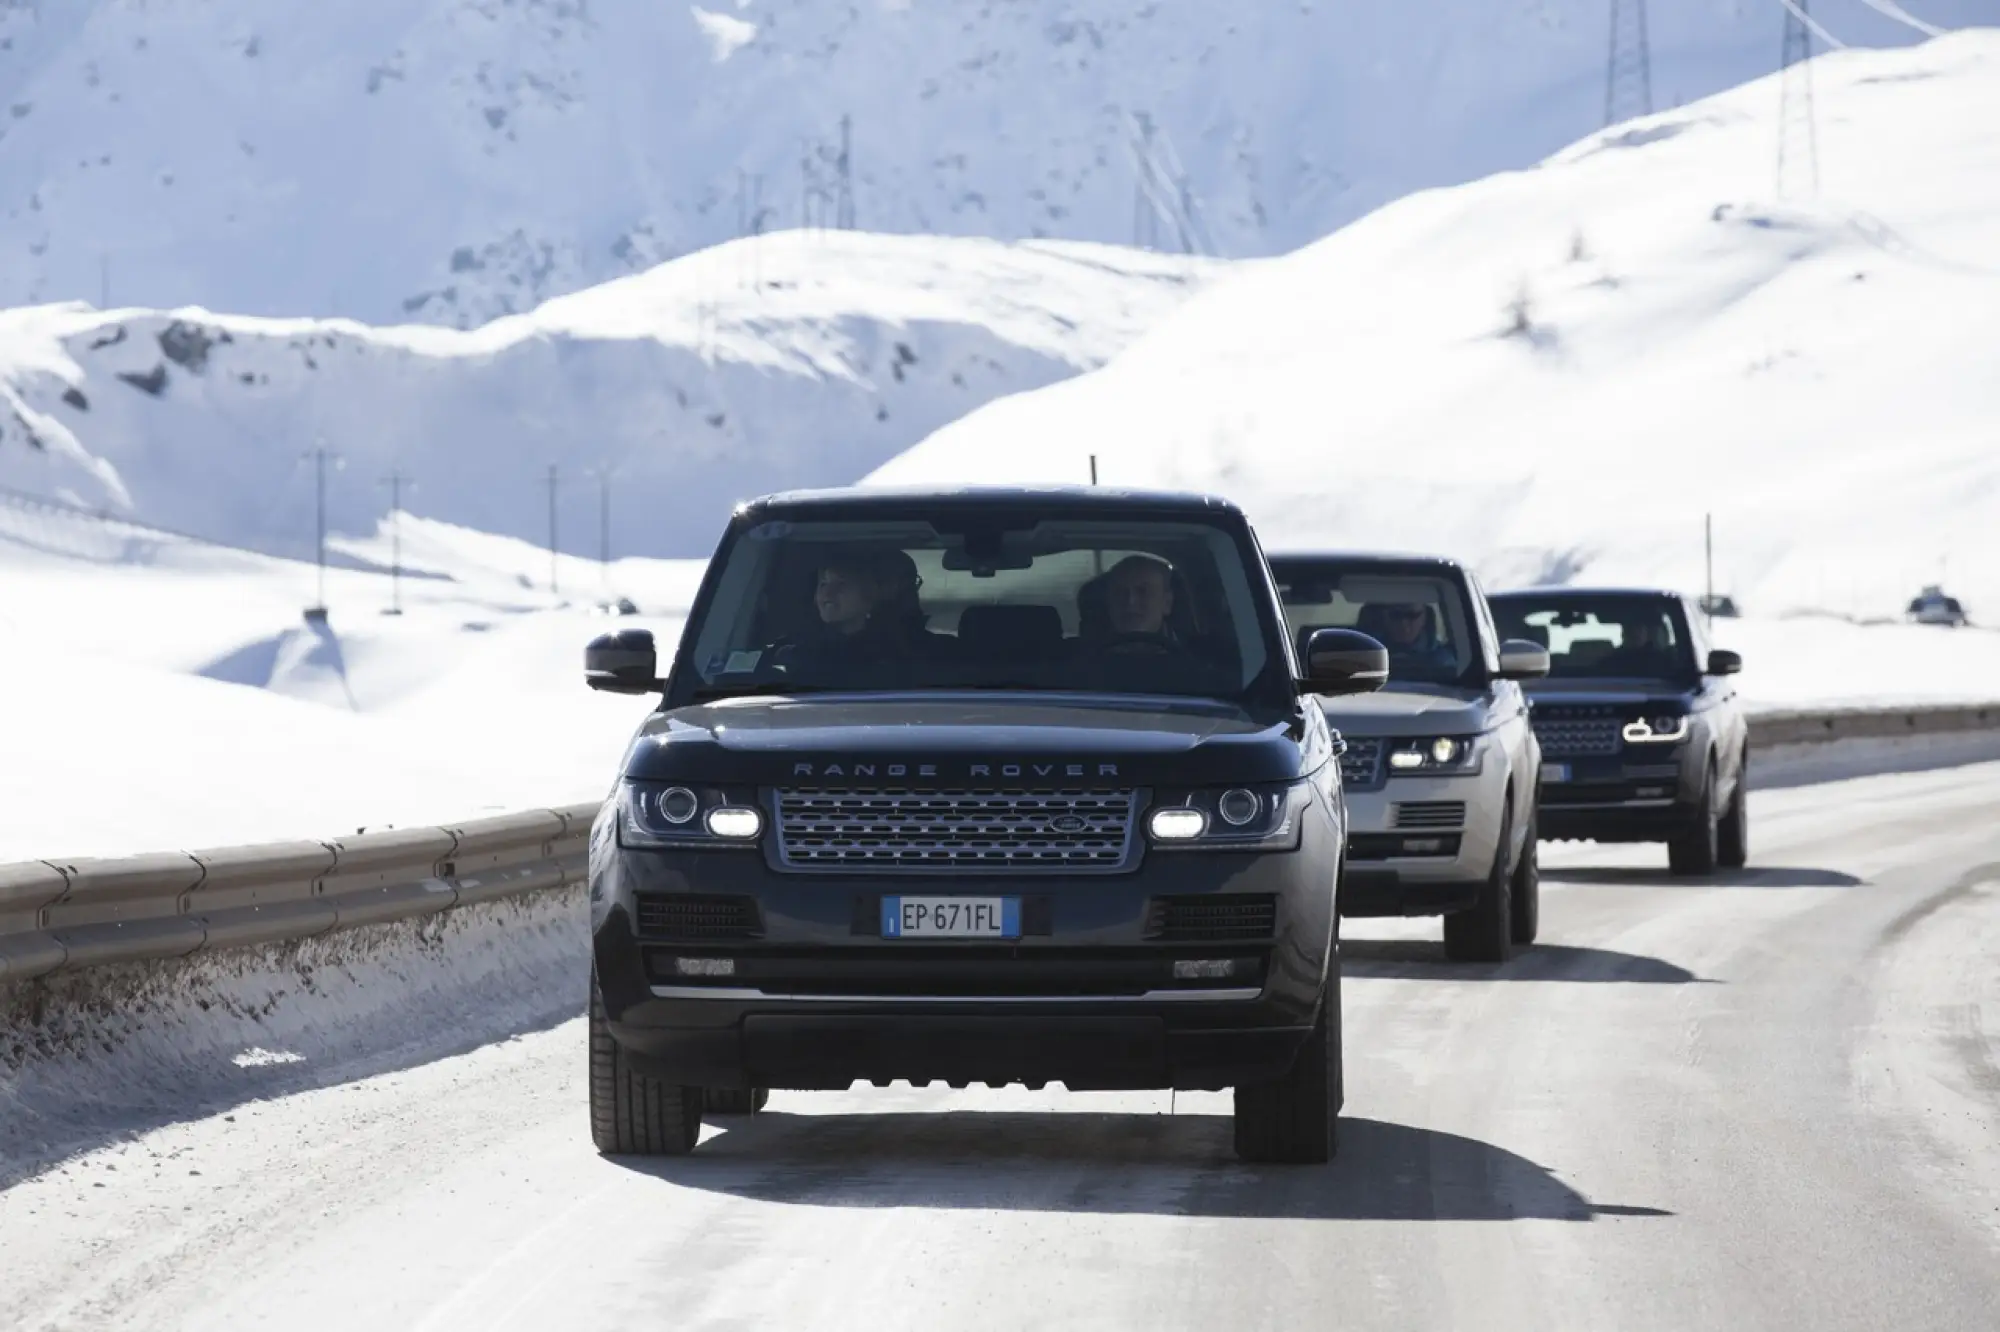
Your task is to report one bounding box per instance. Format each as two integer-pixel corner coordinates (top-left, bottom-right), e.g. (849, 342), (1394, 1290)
(1532, 706), (1624, 758)
(1147, 894), (1278, 941)
(636, 895), (762, 940)
(774, 788), (1137, 873)
(1339, 737), (1384, 788)
(1393, 801), (1467, 830)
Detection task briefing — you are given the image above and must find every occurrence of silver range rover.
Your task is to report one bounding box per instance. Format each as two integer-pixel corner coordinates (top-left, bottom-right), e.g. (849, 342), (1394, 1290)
(1267, 553), (1550, 962)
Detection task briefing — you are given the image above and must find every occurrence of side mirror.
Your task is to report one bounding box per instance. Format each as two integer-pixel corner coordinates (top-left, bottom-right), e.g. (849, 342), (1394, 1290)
(1706, 648), (1742, 676)
(1301, 628), (1388, 696)
(1496, 638), (1551, 681)
(586, 628), (662, 694)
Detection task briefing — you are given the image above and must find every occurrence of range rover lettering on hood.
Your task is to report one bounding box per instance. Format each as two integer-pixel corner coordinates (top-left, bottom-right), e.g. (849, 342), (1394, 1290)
(791, 761), (1121, 779)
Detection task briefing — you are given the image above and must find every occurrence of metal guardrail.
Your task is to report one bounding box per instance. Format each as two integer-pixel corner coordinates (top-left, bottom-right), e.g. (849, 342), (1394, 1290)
(2, 701), (1997, 986)
(1748, 702), (2000, 746)
(0, 803), (599, 984)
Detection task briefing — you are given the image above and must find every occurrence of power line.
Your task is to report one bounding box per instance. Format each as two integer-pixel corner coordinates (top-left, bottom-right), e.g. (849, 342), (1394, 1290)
(1777, 0), (1822, 199)
(1604, 0), (1654, 127)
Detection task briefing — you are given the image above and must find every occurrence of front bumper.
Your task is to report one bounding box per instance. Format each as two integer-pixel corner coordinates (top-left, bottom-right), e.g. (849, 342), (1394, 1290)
(1536, 752), (1698, 842)
(590, 809), (1341, 1093)
(1336, 771), (1502, 918)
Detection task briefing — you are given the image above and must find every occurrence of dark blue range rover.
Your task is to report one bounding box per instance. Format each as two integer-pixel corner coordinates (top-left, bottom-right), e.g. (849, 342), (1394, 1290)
(1488, 586), (1750, 876)
(581, 486), (1386, 1163)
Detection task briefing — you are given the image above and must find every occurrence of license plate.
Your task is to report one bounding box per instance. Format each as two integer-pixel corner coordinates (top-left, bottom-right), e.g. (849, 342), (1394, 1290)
(1544, 764), (1571, 783)
(882, 896), (1020, 939)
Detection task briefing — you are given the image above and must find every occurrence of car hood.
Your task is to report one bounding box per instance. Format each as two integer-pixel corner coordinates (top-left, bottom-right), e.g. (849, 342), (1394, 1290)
(620, 693), (1314, 787)
(1520, 678), (1698, 710)
(1313, 685), (1487, 739)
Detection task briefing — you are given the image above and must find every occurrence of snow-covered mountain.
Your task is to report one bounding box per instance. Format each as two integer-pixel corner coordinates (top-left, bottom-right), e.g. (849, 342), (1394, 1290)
(0, 0), (1981, 325)
(871, 31), (2000, 622)
(0, 231), (1225, 557)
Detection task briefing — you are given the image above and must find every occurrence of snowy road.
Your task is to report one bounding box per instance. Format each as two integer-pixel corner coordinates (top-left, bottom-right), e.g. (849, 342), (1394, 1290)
(4, 763), (1999, 1331)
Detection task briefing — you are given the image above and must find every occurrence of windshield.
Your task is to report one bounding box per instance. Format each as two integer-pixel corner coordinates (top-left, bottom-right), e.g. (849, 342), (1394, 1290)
(673, 510), (1283, 704)
(1491, 595), (1696, 681)
(1270, 562), (1479, 687)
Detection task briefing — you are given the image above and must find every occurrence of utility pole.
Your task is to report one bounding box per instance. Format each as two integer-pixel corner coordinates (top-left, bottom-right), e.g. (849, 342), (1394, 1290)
(836, 113), (855, 230)
(380, 468), (413, 616)
(1704, 512), (1715, 626)
(1089, 454), (1099, 485)
(1777, 0), (1821, 199)
(587, 466), (614, 586)
(544, 464), (561, 597)
(1604, 0), (1654, 127)
(303, 443), (342, 618)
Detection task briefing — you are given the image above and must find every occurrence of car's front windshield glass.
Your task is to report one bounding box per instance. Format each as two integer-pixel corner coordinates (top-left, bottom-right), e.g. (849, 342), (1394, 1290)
(1270, 563), (1479, 687)
(1492, 596), (1696, 681)
(678, 510), (1281, 703)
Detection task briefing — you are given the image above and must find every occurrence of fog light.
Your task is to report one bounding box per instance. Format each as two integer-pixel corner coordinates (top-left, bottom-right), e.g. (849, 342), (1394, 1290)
(1149, 807), (1208, 841)
(674, 957), (735, 977)
(1172, 958), (1237, 980)
(705, 806), (763, 839)
(1401, 837), (1445, 855)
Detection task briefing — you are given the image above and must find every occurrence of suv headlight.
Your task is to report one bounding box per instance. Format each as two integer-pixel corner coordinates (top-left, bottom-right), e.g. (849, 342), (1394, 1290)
(618, 780), (764, 848)
(1622, 715), (1689, 744)
(1145, 781), (1308, 851)
(1385, 735), (1483, 776)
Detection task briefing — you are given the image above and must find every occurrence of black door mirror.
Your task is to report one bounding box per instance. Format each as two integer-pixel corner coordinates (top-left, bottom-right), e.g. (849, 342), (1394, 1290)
(586, 628), (662, 694)
(1301, 628), (1388, 696)
(1706, 648), (1742, 676)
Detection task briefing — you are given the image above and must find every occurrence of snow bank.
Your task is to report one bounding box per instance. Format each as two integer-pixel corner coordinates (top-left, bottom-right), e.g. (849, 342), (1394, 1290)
(872, 32), (2000, 625)
(0, 232), (1225, 558)
(0, 0), (1980, 323)
(0, 887), (586, 1190)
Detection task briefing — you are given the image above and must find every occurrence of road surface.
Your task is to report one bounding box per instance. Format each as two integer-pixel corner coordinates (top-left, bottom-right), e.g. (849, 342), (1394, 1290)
(3, 761), (1997, 1331)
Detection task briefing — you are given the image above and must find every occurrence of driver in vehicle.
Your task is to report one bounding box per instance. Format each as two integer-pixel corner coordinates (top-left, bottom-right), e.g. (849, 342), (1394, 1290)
(1099, 553), (1180, 649)
(1366, 601), (1455, 676)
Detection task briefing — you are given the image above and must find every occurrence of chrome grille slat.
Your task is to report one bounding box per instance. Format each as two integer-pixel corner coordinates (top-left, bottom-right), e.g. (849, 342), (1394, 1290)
(1532, 707), (1624, 758)
(775, 788), (1138, 874)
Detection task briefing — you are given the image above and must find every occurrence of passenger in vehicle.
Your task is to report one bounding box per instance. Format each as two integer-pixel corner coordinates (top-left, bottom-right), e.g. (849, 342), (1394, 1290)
(782, 549), (943, 676)
(1598, 616), (1679, 677)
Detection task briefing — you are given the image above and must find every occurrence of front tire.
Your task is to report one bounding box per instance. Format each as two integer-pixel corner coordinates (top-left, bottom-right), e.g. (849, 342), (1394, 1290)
(590, 971), (703, 1157)
(1717, 750), (1749, 870)
(1234, 968), (1341, 1164)
(1443, 801), (1515, 963)
(1668, 763), (1721, 877)
(1510, 807), (1541, 945)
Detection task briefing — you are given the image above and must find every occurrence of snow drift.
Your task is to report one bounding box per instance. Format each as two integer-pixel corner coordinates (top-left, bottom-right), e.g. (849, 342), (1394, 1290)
(0, 0), (1982, 324)
(872, 32), (2000, 623)
(0, 232), (1223, 557)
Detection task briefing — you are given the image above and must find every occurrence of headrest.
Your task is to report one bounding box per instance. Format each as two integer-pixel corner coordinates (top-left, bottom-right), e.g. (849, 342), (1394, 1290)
(957, 603), (1064, 655)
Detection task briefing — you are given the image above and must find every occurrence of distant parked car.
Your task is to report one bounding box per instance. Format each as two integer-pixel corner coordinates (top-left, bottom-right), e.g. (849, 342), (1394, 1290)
(1697, 593), (1741, 619)
(594, 596), (641, 616)
(1489, 587), (1749, 876)
(1905, 585), (1968, 627)
(1268, 551), (1549, 962)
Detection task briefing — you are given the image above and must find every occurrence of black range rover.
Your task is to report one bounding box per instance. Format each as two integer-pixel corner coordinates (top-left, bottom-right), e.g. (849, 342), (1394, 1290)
(1488, 586), (1750, 875)
(582, 486), (1385, 1163)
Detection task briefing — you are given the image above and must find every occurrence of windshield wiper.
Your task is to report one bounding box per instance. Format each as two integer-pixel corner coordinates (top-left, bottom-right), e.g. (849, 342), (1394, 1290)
(689, 681), (839, 702)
